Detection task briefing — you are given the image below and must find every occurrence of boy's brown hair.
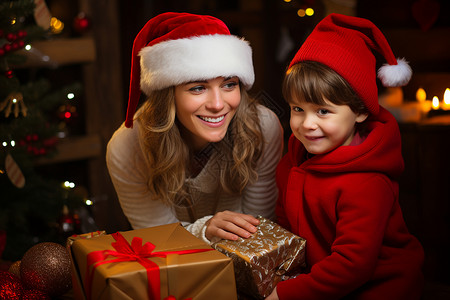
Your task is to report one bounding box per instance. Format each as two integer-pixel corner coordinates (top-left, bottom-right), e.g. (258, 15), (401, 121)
(283, 60), (370, 135)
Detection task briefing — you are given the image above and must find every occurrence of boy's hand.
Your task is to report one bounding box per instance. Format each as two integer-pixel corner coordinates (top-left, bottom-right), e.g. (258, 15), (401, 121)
(265, 287), (279, 300)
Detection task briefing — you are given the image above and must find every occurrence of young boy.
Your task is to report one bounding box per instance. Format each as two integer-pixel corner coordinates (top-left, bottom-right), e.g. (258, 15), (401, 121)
(270, 14), (424, 300)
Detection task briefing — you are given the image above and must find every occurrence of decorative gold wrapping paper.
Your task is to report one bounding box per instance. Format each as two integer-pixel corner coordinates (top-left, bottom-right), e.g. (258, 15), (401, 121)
(68, 224), (237, 300)
(212, 216), (306, 299)
(66, 231), (106, 249)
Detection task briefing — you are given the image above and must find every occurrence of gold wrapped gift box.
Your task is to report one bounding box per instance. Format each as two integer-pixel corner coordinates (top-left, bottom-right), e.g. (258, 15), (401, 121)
(69, 223), (237, 300)
(212, 217), (306, 299)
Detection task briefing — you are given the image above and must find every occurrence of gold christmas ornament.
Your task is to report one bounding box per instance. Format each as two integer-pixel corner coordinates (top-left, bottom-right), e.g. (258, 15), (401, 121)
(20, 242), (72, 297)
(0, 92), (27, 118)
(8, 260), (21, 278)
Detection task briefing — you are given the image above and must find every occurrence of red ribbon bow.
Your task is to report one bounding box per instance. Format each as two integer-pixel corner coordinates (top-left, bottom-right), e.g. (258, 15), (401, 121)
(85, 232), (212, 300)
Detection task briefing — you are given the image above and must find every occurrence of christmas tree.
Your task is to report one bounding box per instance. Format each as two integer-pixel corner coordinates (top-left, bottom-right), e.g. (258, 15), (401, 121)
(0, 0), (85, 261)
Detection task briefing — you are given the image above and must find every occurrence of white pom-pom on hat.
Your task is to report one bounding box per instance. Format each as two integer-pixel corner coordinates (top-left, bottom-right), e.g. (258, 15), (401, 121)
(377, 58), (412, 87)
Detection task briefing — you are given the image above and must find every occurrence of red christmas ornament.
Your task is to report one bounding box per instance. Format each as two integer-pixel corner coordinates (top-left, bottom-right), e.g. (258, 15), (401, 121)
(6, 32), (16, 42)
(5, 70), (13, 78)
(21, 288), (51, 300)
(17, 30), (27, 39)
(58, 104), (78, 121)
(42, 137), (58, 147)
(0, 271), (23, 300)
(11, 42), (20, 51)
(73, 12), (91, 34)
(3, 43), (11, 52)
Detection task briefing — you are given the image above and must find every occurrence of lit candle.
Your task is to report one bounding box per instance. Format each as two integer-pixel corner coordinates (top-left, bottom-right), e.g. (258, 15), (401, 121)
(443, 88), (450, 110)
(416, 88), (431, 115)
(432, 96), (440, 110)
(416, 88), (426, 102)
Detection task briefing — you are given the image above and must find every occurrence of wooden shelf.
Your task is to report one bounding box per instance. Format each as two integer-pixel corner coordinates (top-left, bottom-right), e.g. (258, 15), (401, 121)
(34, 134), (102, 165)
(16, 37), (96, 68)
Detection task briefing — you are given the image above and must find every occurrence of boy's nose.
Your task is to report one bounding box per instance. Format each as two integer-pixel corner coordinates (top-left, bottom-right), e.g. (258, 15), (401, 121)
(302, 114), (318, 130)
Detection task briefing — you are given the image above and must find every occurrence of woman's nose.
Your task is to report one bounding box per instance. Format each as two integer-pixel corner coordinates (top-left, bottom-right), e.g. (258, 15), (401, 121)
(205, 88), (225, 111)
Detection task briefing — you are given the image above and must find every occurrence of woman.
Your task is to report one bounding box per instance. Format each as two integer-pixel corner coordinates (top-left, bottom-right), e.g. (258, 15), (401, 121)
(106, 12), (283, 243)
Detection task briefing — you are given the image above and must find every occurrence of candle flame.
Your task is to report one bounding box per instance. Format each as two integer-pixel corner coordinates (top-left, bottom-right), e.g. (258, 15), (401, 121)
(444, 88), (450, 105)
(416, 88), (426, 102)
(432, 96), (440, 109)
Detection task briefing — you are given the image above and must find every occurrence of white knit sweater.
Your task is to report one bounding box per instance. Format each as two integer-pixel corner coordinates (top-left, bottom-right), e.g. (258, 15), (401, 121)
(106, 104), (283, 243)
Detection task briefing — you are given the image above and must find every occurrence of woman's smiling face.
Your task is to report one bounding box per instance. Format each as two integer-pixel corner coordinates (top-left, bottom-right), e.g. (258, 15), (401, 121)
(174, 76), (241, 151)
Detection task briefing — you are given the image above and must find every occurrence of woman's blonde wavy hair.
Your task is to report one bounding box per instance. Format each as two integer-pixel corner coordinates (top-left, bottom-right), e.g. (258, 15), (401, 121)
(137, 85), (263, 207)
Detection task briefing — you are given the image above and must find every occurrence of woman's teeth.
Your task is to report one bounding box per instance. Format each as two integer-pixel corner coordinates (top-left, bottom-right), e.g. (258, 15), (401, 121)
(199, 115), (224, 123)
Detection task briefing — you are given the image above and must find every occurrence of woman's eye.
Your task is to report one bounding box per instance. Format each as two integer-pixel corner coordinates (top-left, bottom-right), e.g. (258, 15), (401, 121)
(189, 85), (205, 93)
(223, 81), (239, 89)
(292, 106), (303, 112)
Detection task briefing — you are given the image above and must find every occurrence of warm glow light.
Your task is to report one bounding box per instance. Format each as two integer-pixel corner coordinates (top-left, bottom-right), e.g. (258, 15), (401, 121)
(444, 88), (450, 105)
(63, 181), (76, 188)
(416, 88), (426, 102)
(50, 17), (64, 34)
(284, 0), (292, 2)
(305, 8), (314, 16)
(432, 96), (440, 109)
(12, 98), (17, 104)
(64, 111), (71, 119)
(297, 9), (306, 17)
(2, 142), (7, 147)
(10, 140), (15, 147)
(67, 93), (75, 99)
(25, 44), (31, 50)
(85, 199), (93, 206)
(442, 88), (450, 110)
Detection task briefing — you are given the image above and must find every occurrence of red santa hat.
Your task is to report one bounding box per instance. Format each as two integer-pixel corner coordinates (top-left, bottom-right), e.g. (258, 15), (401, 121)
(125, 12), (255, 128)
(288, 13), (412, 116)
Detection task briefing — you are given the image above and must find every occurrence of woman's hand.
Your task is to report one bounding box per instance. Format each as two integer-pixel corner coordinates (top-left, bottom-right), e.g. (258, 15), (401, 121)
(265, 287), (279, 300)
(205, 210), (259, 241)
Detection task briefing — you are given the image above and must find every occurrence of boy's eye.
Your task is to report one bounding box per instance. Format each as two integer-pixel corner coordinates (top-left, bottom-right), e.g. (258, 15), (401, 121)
(318, 109), (329, 115)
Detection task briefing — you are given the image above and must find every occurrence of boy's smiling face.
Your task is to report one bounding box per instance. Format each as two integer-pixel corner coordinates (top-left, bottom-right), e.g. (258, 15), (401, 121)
(289, 97), (368, 155)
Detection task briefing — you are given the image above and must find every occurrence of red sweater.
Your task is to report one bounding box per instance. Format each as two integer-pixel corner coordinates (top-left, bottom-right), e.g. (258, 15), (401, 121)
(276, 107), (424, 300)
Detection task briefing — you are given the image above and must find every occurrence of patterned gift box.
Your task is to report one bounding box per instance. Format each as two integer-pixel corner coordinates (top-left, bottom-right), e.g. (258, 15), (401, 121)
(212, 216), (306, 299)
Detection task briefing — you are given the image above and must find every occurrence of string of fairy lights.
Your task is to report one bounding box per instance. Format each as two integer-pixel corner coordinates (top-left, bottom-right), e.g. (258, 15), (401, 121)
(283, 0), (315, 17)
(1, 13), (91, 206)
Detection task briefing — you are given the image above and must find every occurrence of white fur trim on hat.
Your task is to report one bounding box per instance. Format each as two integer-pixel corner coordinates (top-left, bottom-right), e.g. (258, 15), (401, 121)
(139, 34), (254, 93)
(377, 58), (412, 87)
